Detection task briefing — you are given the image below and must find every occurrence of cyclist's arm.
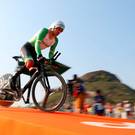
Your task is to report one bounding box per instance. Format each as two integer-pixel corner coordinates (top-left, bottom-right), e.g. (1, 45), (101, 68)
(35, 28), (48, 57)
(49, 38), (58, 59)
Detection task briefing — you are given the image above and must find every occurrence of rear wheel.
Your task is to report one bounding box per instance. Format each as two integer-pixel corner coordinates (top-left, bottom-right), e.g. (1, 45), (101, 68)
(0, 73), (14, 107)
(32, 71), (67, 112)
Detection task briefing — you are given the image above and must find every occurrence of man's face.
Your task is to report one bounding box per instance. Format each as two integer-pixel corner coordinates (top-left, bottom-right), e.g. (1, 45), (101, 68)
(53, 27), (63, 36)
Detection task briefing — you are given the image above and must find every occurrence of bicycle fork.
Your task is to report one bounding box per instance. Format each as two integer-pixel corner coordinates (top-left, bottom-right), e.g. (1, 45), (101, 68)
(40, 72), (51, 108)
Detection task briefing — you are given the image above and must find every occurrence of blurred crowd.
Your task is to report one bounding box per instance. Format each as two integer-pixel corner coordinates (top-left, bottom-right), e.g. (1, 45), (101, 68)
(63, 74), (135, 120)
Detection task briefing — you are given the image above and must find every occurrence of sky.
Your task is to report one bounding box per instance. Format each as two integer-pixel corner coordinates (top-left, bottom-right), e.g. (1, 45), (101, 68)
(0, 0), (135, 89)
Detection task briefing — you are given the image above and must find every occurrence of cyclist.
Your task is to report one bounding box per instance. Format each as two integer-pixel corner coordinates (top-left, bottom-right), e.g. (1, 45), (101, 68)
(11, 20), (65, 91)
(20, 20), (65, 73)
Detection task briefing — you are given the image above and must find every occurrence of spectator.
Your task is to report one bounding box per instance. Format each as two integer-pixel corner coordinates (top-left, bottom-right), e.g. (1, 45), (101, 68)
(113, 102), (124, 118)
(67, 80), (74, 96)
(133, 103), (135, 118)
(93, 90), (105, 116)
(72, 74), (84, 84)
(104, 102), (113, 117)
(73, 81), (86, 113)
(123, 100), (132, 119)
(66, 80), (74, 112)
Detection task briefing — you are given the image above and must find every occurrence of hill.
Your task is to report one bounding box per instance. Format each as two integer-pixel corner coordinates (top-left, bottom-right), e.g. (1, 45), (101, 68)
(80, 70), (135, 104)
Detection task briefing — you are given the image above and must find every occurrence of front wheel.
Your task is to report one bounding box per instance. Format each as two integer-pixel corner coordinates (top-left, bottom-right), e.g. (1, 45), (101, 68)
(32, 71), (67, 112)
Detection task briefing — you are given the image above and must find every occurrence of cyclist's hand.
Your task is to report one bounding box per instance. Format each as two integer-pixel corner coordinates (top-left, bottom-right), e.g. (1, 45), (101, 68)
(37, 55), (46, 64)
(49, 58), (55, 64)
(44, 59), (49, 65)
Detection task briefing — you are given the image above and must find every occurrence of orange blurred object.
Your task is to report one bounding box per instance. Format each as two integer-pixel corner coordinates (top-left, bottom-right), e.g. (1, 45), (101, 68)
(0, 100), (14, 107)
(0, 108), (135, 135)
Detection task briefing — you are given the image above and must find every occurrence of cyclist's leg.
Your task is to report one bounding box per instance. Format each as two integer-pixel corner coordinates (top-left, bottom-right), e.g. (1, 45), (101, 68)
(10, 43), (36, 95)
(20, 42), (37, 75)
(10, 43), (33, 90)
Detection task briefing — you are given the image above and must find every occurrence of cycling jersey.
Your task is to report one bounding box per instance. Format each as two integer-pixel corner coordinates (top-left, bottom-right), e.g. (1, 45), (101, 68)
(29, 28), (58, 59)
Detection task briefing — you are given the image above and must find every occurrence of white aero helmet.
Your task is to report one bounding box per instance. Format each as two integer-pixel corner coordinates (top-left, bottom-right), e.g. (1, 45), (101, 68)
(49, 20), (65, 30)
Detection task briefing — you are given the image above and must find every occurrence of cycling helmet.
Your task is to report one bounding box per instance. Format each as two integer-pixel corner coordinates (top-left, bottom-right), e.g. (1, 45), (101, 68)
(49, 20), (65, 30)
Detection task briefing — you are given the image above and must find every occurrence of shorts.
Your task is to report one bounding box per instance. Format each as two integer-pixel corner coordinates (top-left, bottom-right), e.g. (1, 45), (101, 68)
(20, 42), (37, 62)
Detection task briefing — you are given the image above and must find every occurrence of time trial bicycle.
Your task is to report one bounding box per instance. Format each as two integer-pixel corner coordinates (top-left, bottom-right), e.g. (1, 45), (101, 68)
(0, 52), (68, 112)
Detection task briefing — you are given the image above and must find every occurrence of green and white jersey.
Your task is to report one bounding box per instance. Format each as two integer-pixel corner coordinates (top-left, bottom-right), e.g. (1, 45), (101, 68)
(29, 28), (58, 59)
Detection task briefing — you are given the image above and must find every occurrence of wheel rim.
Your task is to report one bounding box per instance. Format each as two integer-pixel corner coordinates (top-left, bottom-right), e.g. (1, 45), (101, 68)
(32, 72), (67, 112)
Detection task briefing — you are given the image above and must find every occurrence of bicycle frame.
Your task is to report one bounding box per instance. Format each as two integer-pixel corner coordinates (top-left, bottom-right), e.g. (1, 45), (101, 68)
(12, 51), (61, 104)
(17, 71), (39, 104)
(14, 63), (54, 105)
(10, 52), (68, 112)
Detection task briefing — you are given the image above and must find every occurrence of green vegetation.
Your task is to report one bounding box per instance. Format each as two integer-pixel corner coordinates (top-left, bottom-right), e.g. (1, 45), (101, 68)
(81, 70), (135, 104)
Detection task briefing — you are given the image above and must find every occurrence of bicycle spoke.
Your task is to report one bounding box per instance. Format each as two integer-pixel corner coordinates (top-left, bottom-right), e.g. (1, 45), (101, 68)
(42, 93), (49, 108)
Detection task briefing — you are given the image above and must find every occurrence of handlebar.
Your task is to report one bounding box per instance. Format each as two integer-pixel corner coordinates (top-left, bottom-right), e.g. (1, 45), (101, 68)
(52, 51), (61, 60)
(12, 51), (61, 62)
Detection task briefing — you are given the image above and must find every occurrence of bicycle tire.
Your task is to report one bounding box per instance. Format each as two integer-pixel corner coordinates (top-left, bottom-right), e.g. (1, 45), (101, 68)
(32, 71), (67, 112)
